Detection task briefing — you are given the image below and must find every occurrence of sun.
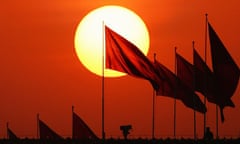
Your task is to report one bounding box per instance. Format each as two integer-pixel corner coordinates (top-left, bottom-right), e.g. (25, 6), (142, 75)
(74, 5), (150, 77)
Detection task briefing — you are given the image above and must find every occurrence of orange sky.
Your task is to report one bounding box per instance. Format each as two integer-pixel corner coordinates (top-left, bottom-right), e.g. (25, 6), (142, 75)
(0, 0), (239, 139)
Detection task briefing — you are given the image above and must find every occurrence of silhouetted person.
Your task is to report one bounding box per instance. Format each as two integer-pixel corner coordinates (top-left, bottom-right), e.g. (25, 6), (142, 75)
(120, 125), (132, 140)
(204, 127), (213, 140)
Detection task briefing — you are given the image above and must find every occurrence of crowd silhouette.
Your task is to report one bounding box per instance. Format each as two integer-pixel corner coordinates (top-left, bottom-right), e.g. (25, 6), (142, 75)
(1, 137), (240, 144)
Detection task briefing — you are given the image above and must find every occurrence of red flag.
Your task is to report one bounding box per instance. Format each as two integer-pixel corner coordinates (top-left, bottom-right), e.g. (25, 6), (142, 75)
(7, 127), (18, 140)
(72, 112), (98, 140)
(38, 119), (63, 140)
(154, 60), (206, 113)
(194, 48), (235, 122)
(208, 22), (239, 101)
(208, 23), (239, 121)
(105, 26), (162, 90)
(177, 51), (218, 106)
(176, 53), (194, 90)
(194, 49), (234, 106)
(194, 49), (217, 100)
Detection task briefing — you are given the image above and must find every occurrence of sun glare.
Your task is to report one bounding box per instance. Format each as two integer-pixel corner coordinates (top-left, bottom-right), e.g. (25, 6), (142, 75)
(74, 5), (150, 77)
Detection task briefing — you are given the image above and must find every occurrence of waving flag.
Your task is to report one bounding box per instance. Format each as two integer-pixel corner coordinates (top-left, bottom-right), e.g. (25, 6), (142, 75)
(154, 60), (206, 113)
(72, 111), (98, 139)
(7, 127), (19, 139)
(105, 26), (162, 90)
(38, 119), (63, 140)
(208, 22), (239, 101)
(208, 22), (239, 121)
(194, 49), (235, 107)
(177, 51), (217, 105)
(177, 50), (235, 121)
(193, 49), (215, 100)
(176, 53), (194, 90)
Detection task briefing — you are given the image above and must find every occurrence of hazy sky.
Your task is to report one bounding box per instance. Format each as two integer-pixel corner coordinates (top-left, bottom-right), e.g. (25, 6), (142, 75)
(0, 0), (239, 139)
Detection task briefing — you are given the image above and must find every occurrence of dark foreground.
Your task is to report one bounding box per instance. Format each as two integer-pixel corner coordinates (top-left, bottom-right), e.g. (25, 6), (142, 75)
(1, 138), (240, 144)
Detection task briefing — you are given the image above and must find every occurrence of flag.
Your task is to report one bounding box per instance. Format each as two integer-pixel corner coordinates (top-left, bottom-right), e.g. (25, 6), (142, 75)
(38, 119), (63, 140)
(176, 53), (194, 90)
(193, 49), (234, 107)
(208, 22), (239, 101)
(105, 26), (162, 90)
(7, 127), (18, 140)
(208, 22), (239, 121)
(193, 49), (215, 98)
(72, 111), (98, 139)
(154, 60), (206, 113)
(194, 47), (234, 122)
(178, 49), (234, 121)
(177, 51), (217, 105)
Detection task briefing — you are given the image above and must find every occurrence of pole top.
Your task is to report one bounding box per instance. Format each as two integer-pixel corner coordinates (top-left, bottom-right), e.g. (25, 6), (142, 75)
(72, 105), (74, 112)
(192, 41), (195, 50)
(205, 13), (208, 22)
(153, 53), (157, 62)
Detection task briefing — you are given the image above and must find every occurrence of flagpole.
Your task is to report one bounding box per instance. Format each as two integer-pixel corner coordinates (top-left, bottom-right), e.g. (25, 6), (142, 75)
(72, 105), (74, 139)
(152, 83), (156, 139)
(216, 105), (219, 139)
(102, 21), (105, 140)
(152, 53), (157, 139)
(205, 13), (219, 139)
(203, 13), (208, 137)
(192, 41), (197, 140)
(37, 113), (39, 139)
(209, 14), (219, 139)
(6, 122), (9, 139)
(174, 47), (177, 139)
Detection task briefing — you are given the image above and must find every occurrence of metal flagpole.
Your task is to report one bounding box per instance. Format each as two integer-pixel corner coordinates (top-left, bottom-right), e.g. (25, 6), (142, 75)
(152, 53), (157, 139)
(216, 105), (219, 139)
(6, 122), (9, 139)
(192, 41), (197, 140)
(174, 47), (177, 138)
(152, 82), (156, 139)
(72, 106), (74, 139)
(102, 21), (105, 140)
(204, 14), (219, 139)
(203, 13), (208, 137)
(37, 113), (39, 139)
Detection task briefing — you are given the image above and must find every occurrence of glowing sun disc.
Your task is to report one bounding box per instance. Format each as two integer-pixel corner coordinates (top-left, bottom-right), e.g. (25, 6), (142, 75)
(74, 5), (150, 77)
